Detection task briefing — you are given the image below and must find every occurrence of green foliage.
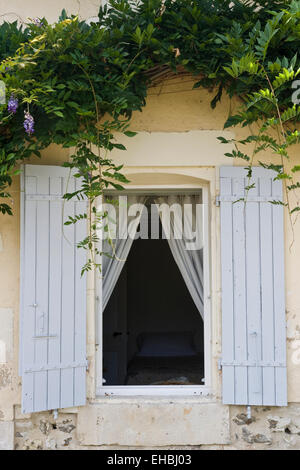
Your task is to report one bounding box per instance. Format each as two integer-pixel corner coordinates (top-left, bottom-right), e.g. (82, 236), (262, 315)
(1, 0), (300, 266)
(215, 2), (300, 212)
(0, 21), (29, 61)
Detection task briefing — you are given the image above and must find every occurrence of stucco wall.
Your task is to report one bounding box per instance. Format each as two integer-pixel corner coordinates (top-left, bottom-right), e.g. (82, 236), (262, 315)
(1, 0), (300, 450)
(0, 0), (100, 24)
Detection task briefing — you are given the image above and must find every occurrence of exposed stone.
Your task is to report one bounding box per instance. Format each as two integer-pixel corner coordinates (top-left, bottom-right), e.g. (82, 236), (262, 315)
(241, 427), (253, 444)
(62, 437), (72, 446)
(268, 416), (292, 432)
(39, 419), (52, 436)
(283, 435), (299, 447)
(252, 434), (272, 444)
(233, 413), (256, 426)
(23, 439), (43, 450)
(241, 427), (272, 445)
(10, 403), (300, 450)
(288, 423), (300, 434)
(58, 420), (76, 434)
(13, 412), (80, 450)
(45, 438), (57, 450)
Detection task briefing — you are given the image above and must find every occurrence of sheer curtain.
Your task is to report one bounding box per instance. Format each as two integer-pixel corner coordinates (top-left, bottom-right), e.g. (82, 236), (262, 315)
(102, 195), (146, 310)
(154, 195), (204, 320)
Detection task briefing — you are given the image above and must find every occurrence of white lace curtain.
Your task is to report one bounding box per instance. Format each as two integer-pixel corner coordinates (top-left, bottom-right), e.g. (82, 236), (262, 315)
(102, 194), (204, 320)
(102, 195), (146, 310)
(154, 195), (204, 320)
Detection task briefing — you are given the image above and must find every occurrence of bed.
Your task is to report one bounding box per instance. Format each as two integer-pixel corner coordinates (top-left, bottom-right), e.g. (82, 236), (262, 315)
(126, 332), (204, 385)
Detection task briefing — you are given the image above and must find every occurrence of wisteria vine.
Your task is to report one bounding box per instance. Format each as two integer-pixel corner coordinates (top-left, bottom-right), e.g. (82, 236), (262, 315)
(1, 0), (300, 269)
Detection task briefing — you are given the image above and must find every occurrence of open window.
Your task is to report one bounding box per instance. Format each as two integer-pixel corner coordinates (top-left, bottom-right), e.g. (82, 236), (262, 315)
(97, 189), (211, 396)
(20, 165), (287, 412)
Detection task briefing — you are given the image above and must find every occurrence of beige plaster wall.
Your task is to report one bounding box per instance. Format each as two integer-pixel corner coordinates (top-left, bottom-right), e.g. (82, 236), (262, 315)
(0, 0), (101, 24)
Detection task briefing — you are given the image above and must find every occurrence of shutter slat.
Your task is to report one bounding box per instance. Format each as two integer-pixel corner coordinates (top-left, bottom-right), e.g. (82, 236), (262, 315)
(74, 178), (87, 406)
(21, 165), (87, 413)
(220, 176), (235, 404)
(272, 180), (287, 406)
(34, 197), (49, 412)
(60, 177), (76, 409)
(245, 178), (263, 405)
(34, 176), (50, 412)
(47, 178), (63, 410)
(22, 192), (37, 412)
(220, 166), (287, 407)
(232, 178), (248, 405)
(259, 177), (276, 405)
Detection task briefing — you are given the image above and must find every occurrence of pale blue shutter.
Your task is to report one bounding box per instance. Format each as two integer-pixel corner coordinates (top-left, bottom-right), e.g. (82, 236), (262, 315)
(220, 166), (287, 406)
(20, 165), (87, 413)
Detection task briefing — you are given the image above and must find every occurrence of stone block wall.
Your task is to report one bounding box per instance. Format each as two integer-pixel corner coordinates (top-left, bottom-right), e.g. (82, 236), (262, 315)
(2, 404), (299, 450)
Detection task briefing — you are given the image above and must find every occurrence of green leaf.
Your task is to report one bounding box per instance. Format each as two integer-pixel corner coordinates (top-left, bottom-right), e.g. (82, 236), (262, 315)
(124, 131), (137, 138)
(113, 143), (126, 151)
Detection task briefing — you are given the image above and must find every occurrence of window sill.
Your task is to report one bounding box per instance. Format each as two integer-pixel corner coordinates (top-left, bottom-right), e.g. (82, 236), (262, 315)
(94, 385), (213, 402)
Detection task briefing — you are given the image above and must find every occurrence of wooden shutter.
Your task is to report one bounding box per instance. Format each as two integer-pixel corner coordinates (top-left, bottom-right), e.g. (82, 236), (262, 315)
(219, 166), (287, 406)
(20, 165), (87, 413)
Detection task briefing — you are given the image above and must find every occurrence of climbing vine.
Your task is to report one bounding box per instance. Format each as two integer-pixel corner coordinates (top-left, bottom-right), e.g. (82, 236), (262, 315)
(1, 0), (300, 270)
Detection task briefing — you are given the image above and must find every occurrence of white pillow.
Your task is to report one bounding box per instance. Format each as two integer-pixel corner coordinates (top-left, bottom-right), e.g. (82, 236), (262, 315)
(137, 332), (196, 357)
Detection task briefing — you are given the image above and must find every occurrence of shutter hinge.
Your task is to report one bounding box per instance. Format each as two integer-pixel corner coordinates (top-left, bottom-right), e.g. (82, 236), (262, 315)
(218, 358), (222, 370)
(32, 335), (58, 340)
(24, 360), (89, 373)
(216, 196), (220, 207)
(219, 360), (285, 367)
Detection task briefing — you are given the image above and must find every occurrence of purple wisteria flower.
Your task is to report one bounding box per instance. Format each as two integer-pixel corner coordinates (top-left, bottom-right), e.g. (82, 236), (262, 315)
(24, 111), (35, 135)
(33, 18), (44, 28)
(7, 95), (18, 114)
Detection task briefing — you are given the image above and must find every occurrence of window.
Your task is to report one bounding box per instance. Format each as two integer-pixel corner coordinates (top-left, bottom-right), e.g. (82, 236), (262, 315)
(20, 165), (287, 412)
(96, 187), (211, 396)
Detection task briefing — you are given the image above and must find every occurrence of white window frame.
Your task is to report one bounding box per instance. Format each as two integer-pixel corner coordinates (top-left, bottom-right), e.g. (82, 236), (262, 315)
(95, 183), (211, 396)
